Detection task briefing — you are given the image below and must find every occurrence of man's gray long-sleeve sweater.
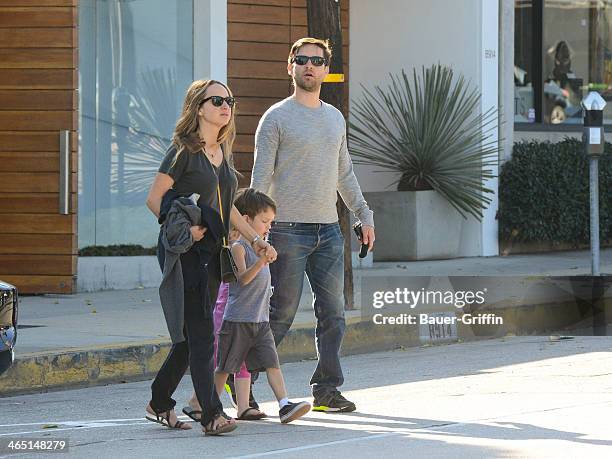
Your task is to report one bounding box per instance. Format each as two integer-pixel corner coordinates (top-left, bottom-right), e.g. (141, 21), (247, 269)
(250, 96), (374, 228)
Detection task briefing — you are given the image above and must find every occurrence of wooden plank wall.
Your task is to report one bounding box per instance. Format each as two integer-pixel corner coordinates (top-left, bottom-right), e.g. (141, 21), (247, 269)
(0, 0), (78, 293)
(228, 0), (350, 186)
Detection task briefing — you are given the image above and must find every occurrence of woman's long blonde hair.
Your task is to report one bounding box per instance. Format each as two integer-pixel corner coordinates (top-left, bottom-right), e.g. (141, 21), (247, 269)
(171, 79), (237, 166)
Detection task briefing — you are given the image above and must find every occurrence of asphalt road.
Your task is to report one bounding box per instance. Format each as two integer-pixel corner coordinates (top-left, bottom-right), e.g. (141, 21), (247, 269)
(1, 336), (611, 458)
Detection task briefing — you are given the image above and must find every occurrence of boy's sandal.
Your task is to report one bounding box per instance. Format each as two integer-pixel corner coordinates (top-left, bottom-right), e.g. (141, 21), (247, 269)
(145, 409), (192, 430)
(236, 407), (267, 420)
(182, 406), (202, 422)
(203, 412), (238, 436)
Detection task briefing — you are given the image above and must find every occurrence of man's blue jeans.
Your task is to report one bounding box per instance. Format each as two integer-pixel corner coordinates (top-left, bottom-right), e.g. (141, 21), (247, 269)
(268, 222), (346, 397)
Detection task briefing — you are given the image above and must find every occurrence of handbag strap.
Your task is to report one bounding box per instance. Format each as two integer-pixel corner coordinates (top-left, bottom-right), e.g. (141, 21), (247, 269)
(216, 184), (228, 247)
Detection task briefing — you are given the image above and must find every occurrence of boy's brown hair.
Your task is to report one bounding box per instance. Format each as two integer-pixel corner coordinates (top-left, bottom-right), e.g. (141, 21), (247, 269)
(233, 188), (277, 219)
(288, 37), (332, 65)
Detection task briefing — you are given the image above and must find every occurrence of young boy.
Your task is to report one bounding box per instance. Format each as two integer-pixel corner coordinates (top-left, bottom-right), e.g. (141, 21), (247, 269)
(214, 188), (311, 424)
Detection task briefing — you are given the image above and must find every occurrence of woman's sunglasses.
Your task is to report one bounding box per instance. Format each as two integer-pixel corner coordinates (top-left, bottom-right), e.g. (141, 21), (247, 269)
(203, 96), (235, 107)
(291, 55), (328, 67)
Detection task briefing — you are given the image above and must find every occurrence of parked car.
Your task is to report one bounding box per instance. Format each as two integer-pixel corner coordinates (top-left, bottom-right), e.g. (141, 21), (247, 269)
(0, 280), (18, 375)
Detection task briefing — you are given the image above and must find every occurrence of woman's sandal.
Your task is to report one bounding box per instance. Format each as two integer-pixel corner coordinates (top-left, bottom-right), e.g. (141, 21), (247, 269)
(203, 412), (237, 436)
(182, 406), (202, 422)
(236, 407), (267, 421)
(145, 407), (192, 430)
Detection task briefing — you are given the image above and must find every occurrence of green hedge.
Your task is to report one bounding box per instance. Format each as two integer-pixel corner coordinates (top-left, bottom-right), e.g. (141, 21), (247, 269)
(79, 244), (157, 256)
(498, 138), (611, 245)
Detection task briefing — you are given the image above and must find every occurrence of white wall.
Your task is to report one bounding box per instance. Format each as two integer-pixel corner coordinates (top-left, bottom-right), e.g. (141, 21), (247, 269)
(349, 0), (499, 257)
(350, 0), (482, 192)
(194, 0), (227, 82)
(500, 0), (514, 163)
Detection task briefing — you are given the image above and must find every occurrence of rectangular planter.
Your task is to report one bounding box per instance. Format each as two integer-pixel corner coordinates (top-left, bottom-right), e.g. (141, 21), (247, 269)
(364, 190), (464, 261)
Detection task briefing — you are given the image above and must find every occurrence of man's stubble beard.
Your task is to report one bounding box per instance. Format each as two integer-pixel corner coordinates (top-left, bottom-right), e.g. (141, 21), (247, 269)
(294, 75), (321, 93)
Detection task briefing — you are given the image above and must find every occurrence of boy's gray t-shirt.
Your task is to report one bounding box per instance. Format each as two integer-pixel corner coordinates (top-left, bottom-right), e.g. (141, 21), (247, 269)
(224, 239), (272, 323)
(250, 96), (374, 227)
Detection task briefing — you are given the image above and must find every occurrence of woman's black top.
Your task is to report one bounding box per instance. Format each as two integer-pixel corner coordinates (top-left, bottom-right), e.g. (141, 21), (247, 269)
(157, 134), (238, 313)
(158, 135), (238, 236)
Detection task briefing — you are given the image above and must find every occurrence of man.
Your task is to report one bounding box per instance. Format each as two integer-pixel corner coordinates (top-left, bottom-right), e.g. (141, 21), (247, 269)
(250, 37), (375, 413)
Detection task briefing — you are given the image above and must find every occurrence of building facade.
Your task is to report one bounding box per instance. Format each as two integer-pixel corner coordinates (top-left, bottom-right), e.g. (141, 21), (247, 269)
(0, 0), (610, 293)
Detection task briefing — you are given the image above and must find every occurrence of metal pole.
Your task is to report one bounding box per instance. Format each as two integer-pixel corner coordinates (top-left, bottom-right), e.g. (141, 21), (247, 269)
(582, 91), (605, 276)
(589, 157), (600, 276)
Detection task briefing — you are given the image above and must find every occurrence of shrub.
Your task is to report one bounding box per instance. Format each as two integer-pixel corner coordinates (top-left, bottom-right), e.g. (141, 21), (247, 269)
(79, 244), (157, 256)
(498, 138), (611, 245)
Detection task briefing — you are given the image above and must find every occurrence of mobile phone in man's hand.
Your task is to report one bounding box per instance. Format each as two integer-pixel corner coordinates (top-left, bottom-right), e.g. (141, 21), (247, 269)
(352, 222), (369, 259)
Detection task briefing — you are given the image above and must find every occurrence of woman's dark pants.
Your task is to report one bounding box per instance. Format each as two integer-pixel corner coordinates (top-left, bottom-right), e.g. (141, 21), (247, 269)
(150, 241), (222, 427)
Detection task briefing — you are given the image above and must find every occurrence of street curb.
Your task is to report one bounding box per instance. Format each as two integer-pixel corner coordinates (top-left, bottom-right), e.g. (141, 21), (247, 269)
(0, 340), (171, 396)
(3, 295), (609, 397)
(0, 318), (420, 397)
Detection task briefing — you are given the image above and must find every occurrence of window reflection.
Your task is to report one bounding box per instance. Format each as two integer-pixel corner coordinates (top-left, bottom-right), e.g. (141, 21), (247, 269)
(78, 0), (193, 248)
(515, 0), (536, 123)
(515, 0), (612, 125)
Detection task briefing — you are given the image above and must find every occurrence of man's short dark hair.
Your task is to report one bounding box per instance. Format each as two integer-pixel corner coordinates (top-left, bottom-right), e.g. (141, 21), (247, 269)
(233, 188), (277, 219)
(288, 37), (332, 65)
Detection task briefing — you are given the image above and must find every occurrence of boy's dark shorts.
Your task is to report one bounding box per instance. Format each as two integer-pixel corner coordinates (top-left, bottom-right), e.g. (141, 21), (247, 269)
(216, 320), (280, 374)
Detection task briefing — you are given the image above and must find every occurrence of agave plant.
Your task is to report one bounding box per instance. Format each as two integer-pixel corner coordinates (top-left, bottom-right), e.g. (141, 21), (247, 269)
(348, 64), (499, 219)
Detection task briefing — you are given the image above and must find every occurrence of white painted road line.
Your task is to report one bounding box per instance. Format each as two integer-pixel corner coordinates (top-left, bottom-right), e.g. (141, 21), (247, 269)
(0, 422), (152, 437)
(230, 432), (403, 458)
(0, 417), (146, 428)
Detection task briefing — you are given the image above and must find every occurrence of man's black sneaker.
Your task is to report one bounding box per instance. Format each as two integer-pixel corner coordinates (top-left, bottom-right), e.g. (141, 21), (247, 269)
(312, 391), (356, 413)
(279, 401), (311, 423)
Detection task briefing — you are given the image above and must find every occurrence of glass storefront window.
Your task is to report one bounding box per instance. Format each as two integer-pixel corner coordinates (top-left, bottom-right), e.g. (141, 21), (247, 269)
(515, 0), (612, 125)
(544, 1), (589, 124)
(79, 0), (194, 248)
(515, 0), (536, 122)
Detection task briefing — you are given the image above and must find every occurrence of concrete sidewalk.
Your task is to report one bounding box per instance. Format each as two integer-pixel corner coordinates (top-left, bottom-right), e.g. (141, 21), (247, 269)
(1, 249), (611, 396)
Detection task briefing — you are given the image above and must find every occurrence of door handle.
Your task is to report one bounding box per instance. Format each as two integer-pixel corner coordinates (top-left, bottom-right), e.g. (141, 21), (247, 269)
(59, 130), (70, 215)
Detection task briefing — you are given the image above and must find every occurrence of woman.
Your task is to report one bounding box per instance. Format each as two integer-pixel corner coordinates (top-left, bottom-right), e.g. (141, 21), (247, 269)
(145, 79), (277, 436)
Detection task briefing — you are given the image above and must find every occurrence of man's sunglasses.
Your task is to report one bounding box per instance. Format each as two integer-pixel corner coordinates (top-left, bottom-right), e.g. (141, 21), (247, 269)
(203, 96), (235, 107)
(291, 55), (328, 67)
